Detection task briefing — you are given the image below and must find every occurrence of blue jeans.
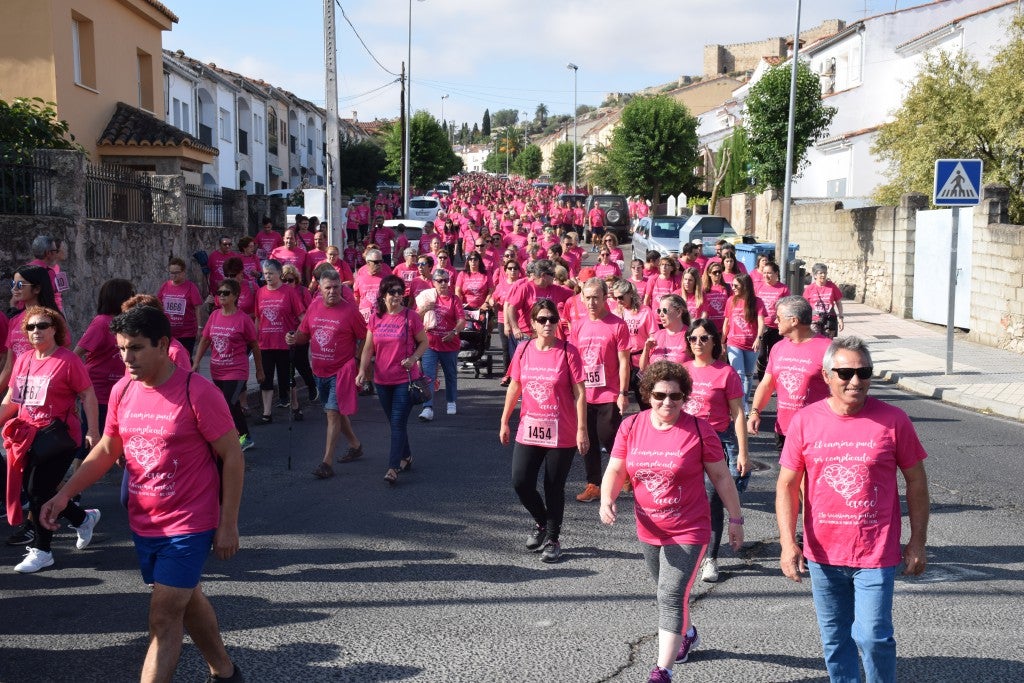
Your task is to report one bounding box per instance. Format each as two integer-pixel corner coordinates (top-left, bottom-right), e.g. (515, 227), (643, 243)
(374, 382), (413, 469)
(705, 423), (750, 558)
(808, 561), (897, 683)
(727, 345), (757, 412)
(421, 348), (458, 407)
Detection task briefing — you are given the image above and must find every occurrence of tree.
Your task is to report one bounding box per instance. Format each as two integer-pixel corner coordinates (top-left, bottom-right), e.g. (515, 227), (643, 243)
(744, 61), (836, 191)
(576, 104), (596, 117)
(535, 103), (548, 128)
(383, 111), (462, 191)
(482, 109), (491, 137)
(337, 139), (387, 194)
(512, 144), (543, 179)
(491, 109), (520, 128)
(718, 126), (752, 197)
(471, 122), (480, 141)
(603, 95), (700, 208)
(482, 151), (505, 174)
(0, 97), (84, 162)
(549, 141), (581, 185)
(873, 16), (1024, 221)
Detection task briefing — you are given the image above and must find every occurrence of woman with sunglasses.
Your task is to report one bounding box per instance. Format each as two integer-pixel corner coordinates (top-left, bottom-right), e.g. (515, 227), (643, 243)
(1, 306), (100, 572)
(415, 270), (466, 420)
(255, 259), (305, 424)
(680, 267), (706, 322)
(594, 247), (622, 280)
(432, 249), (455, 282)
(700, 264), (729, 334)
(600, 360), (743, 682)
(682, 318), (750, 584)
(722, 274), (765, 412)
(643, 257), (682, 312)
(356, 275), (429, 485)
(611, 280), (658, 405)
(1, 266), (62, 392)
(490, 258), (524, 386)
(500, 300), (588, 564)
(157, 257), (204, 358)
(193, 278), (265, 452)
(456, 250), (493, 312)
(640, 294), (691, 376)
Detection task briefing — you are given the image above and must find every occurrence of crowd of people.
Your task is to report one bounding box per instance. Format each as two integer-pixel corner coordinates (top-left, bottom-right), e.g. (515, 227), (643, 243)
(1, 175), (928, 683)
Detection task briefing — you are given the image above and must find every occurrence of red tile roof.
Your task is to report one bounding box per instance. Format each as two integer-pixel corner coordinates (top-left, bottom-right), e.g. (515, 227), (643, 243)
(98, 102), (218, 155)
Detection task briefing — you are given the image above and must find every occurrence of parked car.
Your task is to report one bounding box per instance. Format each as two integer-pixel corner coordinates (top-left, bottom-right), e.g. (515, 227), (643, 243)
(382, 219), (429, 255)
(407, 196), (441, 222)
(556, 193), (588, 207)
(675, 215), (741, 256)
(632, 216), (687, 257)
(585, 194), (631, 242)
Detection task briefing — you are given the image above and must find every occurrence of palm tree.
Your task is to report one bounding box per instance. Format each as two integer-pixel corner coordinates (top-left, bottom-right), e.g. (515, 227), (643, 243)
(535, 103), (548, 128)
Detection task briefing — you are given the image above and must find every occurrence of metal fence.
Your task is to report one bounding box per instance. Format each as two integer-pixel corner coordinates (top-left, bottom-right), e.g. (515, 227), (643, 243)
(85, 164), (157, 222)
(0, 153), (57, 216)
(185, 184), (224, 227)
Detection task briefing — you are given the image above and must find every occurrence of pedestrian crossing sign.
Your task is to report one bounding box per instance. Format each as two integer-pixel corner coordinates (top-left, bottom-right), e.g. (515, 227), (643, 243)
(934, 159), (982, 206)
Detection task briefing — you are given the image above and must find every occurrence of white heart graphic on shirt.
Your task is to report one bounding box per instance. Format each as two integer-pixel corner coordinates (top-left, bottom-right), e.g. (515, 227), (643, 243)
(212, 335), (229, 356)
(262, 307), (279, 325)
(776, 370), (802, 397)
(127, 435), (161, 472)
(709, 299), (725, 313)
(683, 395), (704, 417)
(524, 380), (550, 404)
(633, 469), (678, 505)
(313, 327), (333, 349)
(820, 463), (868, 501)
(582, 346), (600, 366)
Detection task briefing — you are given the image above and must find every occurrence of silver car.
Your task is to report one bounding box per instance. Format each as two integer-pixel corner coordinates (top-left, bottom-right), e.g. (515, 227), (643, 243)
(407, 196), (441, 222)
(633, 215), (741, 258)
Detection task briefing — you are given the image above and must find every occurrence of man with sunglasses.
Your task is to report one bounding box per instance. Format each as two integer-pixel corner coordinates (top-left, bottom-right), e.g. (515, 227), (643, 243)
(353, 249), (387, 324)
(207, 236), (240, 297)
(747, 296), (830, 451)
(776, 336), (929, 683)
(503, 260), (572, 357)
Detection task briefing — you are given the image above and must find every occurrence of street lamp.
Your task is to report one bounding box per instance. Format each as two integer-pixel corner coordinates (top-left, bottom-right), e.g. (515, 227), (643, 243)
(440, 93), (449, 134)
(567, 62), (578, 192)
(403, 0), (426, 217)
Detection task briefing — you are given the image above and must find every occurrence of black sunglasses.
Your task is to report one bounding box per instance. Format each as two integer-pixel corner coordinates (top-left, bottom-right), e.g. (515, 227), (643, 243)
(282, 278), (296, 283)
(417, 261), (431, 266)
(832, 367), (873, 381)
(216, 290), (233, 296)
(534, 316), (559, 325)
(25, 322), (54, 331)
(385, 288), (405, 296)
(367, 259), (382, 264)
(650, 391), (684, 402)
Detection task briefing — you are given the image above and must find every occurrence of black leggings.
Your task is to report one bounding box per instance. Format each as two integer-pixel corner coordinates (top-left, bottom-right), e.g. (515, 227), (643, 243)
(290, 343), (316, 395)
(214, 379), (248, 438)
(583, 403), (621, 485)
(260, 348), (292, 403)
(25, 445), (87, 551)
(511, 444), (576, 540)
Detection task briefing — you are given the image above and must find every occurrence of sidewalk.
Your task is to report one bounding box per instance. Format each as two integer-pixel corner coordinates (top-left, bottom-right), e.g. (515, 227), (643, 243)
(842, 301), (1024, 422)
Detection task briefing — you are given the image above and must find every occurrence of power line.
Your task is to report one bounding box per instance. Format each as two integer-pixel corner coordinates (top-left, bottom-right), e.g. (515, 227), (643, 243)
(340, 78), (401, 102)
(336, 0), (399, 77)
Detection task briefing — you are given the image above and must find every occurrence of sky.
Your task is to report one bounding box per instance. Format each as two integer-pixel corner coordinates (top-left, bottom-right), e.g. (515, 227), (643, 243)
(165, 0), (903, 128)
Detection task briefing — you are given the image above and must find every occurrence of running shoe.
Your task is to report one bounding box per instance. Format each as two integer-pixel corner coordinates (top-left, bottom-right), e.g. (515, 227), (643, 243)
(540, 540), (562, 563)
(526, 525), (547, 551)
(647, 666), (672, 683)
(446, 402), (457, 415)
(205, 663), (245, 682)
(700, 558), (719, 583)
(239, 434), (256, 451)
(14, 547), (54, 573)
(6, 521), (34, 546)
(575, 484), (600, 503)
(418, 407), (434, 422)
(675, 625), (700, 663)
(74, 509), (101, 550)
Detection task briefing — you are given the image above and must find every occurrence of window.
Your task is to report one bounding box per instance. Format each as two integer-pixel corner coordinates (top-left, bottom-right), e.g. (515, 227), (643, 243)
(172, 98), (182, 128)
(137, 50), (154, 111)
(219, 108), (232, 142)
(268, 110), (278, 154)
(71, 14), (96, 88)
(254, 114), (264, 143)
(181, 102), (190, 134)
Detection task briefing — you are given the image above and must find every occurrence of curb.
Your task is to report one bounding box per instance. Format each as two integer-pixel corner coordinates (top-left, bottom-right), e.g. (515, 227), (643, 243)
(876, 369), (1024, 422)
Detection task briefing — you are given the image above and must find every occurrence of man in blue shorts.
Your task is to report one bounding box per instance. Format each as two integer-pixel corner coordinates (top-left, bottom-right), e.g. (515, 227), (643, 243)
(42, 306), (245, 682)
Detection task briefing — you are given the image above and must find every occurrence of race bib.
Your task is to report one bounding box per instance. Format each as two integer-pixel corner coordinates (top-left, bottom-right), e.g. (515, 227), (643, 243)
(14, 375), (50, 406)
(54, 271), (70, 292)
(583, 364), (606, 388)
(521, 415), (558, 448)
(163, 296), (186, 317)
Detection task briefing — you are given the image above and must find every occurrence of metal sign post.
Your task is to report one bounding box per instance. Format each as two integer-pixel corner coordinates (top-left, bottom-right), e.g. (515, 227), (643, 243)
(933, 159), (982, 375)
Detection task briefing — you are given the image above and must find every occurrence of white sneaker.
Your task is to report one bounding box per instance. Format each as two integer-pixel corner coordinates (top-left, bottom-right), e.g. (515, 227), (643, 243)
(418, 407), (434, 422)
(15, 547), (54, 573)
(75, 509), (101, 550)
(700, 557), (719, 583)
(446, 402), (457, 415)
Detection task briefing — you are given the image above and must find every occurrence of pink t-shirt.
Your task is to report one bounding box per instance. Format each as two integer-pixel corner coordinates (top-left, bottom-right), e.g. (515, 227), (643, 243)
(702, 287), (729, 331)
(491, 277), (520, 325)
(269, 246), (307, 273)
(754, 281), (791, 329)
(570, 313), (629, 404)
(510, 340), (584, 449)
(240, 254), (262, 283)
(369, 309), (424, 386)
(6, 311), (32, 365)
(298, 297), (366, 376)
(207, 250), (239, 291)
(157, 280), (203, 339)
(353, 271), (384, 323)
(169, 339), (192, 371)
(618, 306), (658, 369)
(647, 327), (690, 366)
(645, 275), (680, 305)
(305, 249), (327, 272)
(506, 281), (572, 334)
(724, 298), (766, 351)
(236, 280), (257, 317)
(201, 309), (256, 381)
(612, 411), (723, 546)
(372, 226), (396, 256)
(8, 346), (91, 442)
(804, 281), (844, 322)
(108, 369), (234, 537)
(780, 397), (927, 568)
(425, 293), (464, 353)
(765, 336), (832, 434)
(456, 271), (491, 309)
(393, 262), (417, 290)
(76, 313), (123, 403)
(682, 360), (743, 431)
(256, 285), (304, 350)
(254, 230), (283, 260)
(595, 263), (622, 280)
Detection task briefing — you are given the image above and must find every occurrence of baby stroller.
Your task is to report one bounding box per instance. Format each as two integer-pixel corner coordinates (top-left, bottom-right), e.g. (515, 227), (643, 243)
(459, 307), (494, 378)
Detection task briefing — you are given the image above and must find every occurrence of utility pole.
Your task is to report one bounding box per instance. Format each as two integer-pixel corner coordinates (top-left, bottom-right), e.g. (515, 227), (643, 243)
(323, 0), (341, 248)
(400, 62), (407, 214)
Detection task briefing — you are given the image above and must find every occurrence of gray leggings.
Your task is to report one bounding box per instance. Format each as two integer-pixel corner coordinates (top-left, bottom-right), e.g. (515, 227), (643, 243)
(641, 541), (707, 633)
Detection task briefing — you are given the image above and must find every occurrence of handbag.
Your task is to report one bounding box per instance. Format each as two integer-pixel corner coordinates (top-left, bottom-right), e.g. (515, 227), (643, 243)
(31, 418), (77, 460)
(404, 309), (432, 404)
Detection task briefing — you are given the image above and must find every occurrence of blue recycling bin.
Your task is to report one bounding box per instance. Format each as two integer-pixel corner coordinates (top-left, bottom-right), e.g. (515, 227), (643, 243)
(734, 242), (799, 273)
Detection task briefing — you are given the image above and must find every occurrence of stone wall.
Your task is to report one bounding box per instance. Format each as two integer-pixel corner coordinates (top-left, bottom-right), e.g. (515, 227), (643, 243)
(970, 186), (1024, 353)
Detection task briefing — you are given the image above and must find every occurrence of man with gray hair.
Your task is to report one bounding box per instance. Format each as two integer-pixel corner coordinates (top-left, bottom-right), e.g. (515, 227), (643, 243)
(776, 336), (929, 682)
(747, 295), (830, 451)
(353, 248), (387, 324)
(26, 234), (65, 311)
(503, 258), (571, 357)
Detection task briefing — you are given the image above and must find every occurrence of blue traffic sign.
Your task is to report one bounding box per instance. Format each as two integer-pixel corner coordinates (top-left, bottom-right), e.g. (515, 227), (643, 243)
(934, 159), (982, 206)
